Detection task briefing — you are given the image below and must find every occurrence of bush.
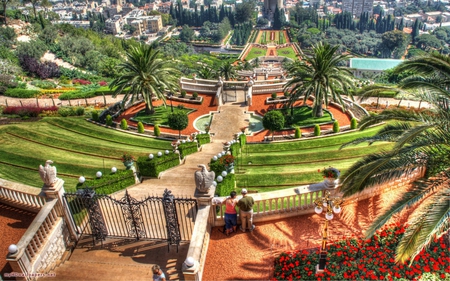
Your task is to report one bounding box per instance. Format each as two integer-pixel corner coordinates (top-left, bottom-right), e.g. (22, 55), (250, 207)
(91, 110), (99, 121)
(314, 124), (321, 136)
(120, 119), (128, 130)
(350, 117), (358, 129)
(181, 90), (187, 98)
(196, 133), (210, 145)
(137, 153), (180, 177)
(154, 124), (161, 136)
(3, 105), (58, 117)
(106, 114), (113, 126)
(177, 104), (185, 110)
(178, 142), (198, 158)
(58, 107), (75, 117)
(294, 127), (301, 138)
(192, 92), (198, 99)
(137, 121), (144, 133)
(333, 121), (340, 133)
(271, 92), (277, 99)
(4, 88), (39, 98)
(284, 92), (290, 97)
(31, 80), (57, 89)
(215, 173), (235, 197)
(239, 133), (247, 147)
(76, 170), (135, 194)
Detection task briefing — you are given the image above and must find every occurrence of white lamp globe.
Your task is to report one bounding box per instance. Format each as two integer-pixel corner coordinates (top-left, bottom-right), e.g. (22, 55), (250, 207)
(222, 151), (226, 155)
(111, 167), (117, 173)
(315, 206), (323, 214)
(165, 150), (170, 155)
(185, 257), (195, 268)
(217, 176), (223, 182)
(333, 206), (342, 214)
(149, 154), (154, 159)
(212, 181), (217, 186)
(8, 244), (18, 254)
(212, 156), (218, 161)
(325, 212), (334, 220)
(182, 140), (186, 143)
(78, 176), (86, 184)
(157, 151), (162, 157)
(218, 153), (222, 158)
(221, 171), (227, 177)
(96, 171), (102, 178)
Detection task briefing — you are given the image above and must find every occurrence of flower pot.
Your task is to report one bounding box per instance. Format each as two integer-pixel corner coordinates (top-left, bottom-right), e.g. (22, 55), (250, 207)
(123, 160), (134, 170)
(323, 177), (338, 188)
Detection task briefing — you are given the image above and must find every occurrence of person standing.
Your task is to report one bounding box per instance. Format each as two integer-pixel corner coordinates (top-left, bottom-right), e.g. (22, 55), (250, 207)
(223, 191), (238, 236)
(152, 264), (166, 281)
(237, 189), (255, 232)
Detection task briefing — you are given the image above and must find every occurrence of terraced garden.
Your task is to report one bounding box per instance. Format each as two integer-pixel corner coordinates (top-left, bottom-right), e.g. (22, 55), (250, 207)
(0, 118), (171, 190)
(235, 125), (390, 192)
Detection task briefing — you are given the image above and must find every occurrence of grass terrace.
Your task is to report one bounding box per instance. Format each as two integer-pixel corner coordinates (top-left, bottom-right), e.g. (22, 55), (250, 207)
(0, 118), (171, 190)
(132, 106), (194, 126)
(245, 46), (267, 61)
(276, 46), (298, 60)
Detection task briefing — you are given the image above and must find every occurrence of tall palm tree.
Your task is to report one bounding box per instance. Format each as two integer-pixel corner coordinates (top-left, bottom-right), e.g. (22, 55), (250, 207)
(339, 52), (450, 264)
(110, 44), (179, 114)
(218, 62), (237, 81)
(284, 42), (355, 117)
(197, 66), (216, 80)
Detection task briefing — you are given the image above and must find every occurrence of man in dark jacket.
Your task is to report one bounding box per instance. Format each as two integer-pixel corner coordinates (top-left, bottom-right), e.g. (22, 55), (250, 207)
(237, 189), (255, 232)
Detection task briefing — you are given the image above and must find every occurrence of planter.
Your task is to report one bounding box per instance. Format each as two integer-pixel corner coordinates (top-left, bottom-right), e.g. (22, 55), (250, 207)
(323, 177), (338, 189)
(123, 160), (134, 170)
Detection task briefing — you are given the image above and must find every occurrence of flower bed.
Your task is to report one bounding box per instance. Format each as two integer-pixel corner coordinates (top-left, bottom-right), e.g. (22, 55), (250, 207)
(272, 224), (449, 280)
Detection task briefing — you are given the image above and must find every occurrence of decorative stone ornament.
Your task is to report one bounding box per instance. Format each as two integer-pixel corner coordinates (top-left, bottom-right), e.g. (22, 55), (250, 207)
(194, 164), (216, 193)
(111, 167), (117, 173)
(149, 154), (154, 159)
(79, 176), (86, 184)
(8, 244), (18, 254)
(157, 151), (162, 157)
(96, 171), (102, 178)
(165, 150), (170, 155)
(212, 156), (218, 161)
(217, 175), (223, 182)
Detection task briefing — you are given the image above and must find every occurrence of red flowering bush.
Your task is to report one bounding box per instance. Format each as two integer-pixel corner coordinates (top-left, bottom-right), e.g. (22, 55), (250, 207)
(3, 105), (58, 117)
(72, 79), (91, 85)
(272, 224), (450, 280)
(219, 154), (235, 167)
(98, 81), (108, 86)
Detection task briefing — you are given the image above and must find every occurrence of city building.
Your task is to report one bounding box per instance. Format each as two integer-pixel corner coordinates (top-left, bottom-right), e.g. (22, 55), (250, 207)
(341, 0), (374, 16)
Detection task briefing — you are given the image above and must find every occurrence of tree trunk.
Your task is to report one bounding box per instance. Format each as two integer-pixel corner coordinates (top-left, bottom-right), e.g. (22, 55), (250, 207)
(144, 103), (153, 115)
(314, 104), (324, 117)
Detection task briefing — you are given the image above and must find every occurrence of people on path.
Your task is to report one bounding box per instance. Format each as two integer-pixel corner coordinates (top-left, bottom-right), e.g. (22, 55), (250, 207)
(152, 264), (166, 281)
(237, 189), (255, 232)
(223, 191), (238, 236)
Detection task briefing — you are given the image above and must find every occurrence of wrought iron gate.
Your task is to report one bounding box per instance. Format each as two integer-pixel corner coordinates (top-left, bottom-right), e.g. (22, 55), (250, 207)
(63, 188), (197, 247)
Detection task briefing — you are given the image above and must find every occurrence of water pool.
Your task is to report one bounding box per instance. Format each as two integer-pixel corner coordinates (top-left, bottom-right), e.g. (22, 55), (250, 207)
(194, 114), (213, 132)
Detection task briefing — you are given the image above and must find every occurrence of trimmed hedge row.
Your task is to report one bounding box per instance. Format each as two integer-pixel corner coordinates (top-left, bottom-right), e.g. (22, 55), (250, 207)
(230, 143), (240, 156)
(239, 134), (247, 146)
(178, 142), (198, 159)
(75, 170), (135, 194)
(4, 88), (40, 98)
(196, 133), (211, 146)
(137, 152), (180, 177)
(215, 173), (235, 197)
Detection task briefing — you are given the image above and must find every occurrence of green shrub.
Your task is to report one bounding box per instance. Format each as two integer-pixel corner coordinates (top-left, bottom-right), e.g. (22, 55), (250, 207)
(177, 104), (185, 110)
(137, 153), (180, 177)
(333, 121), (340, 133)
(314, 124), (321, 136)
(196, 133), (210, 145)
(271, 92), (277, 99)
(91, 110), (99, 121)
(230, 143), (240, 156)
(215, 173), (235, 197)
(120, 119), (128, 130)
(75, 107), (84, 116)
(209, 158), (226, 176)
(192, 92), (198, 99)
(294, 127), (301, 138)
(137, 121), (144, 133)
(106, 114), (113, 126)
(58, 107), (75, 117)
(284, 92), (290, 97)
(75, 170), (135, 194)
(30, 80), (56, 89)
(4, 88), (39, 98)
(178, 142), (198, 158)
(154, 124), (160, 136)
(239, 133), (247, 147)
(58, 90), (97, 100)
(350, 117), (358, 129)
(181, 90), (187, 98)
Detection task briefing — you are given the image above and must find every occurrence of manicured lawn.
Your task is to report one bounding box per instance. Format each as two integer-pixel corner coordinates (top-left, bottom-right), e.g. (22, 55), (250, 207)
(279, 106), (333, 128)
(277, 46), (298, 60)
(132, 106), (194, 126)
(0, 118), (171, 190)
(246, 47), (266, 61)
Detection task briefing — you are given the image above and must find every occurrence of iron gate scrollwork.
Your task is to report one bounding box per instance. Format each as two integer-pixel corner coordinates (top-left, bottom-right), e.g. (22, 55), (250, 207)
(63, 189), (198, 246)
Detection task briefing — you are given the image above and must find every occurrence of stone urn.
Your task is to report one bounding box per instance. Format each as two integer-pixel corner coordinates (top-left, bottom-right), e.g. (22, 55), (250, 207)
(323, 177), (338, 189)
(123, 160), (134, 170)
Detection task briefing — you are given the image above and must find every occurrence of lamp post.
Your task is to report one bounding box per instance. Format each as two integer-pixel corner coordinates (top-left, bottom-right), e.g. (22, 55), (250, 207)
(314, 191), (343, 273)
(168, 93), (174, 112)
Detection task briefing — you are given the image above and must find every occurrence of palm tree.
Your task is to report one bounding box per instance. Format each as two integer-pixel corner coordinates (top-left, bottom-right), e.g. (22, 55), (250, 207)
(198, 66), (216, 80)
(110, 44), (179, 114)
(284, 42), (355, 117)
(339, 52), (450, 264)
(218, 62), (237, 81)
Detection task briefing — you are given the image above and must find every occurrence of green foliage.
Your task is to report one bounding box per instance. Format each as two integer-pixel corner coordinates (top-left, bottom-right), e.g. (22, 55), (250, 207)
(314, 124), (321, 136)
(137, 153), (180, 177)
(239, 133), (247, 147)
(209, 158), (226, 176)
(192, 92), (198, 99)
(120, 119), (128, 130)
(76, 170), (135, 194)
(137, 121), (144, 133)
(350, 117), (358, 129)
(58, 107), (75, 117)
(333, 121), (340, 133)
(263, 110), (285, 139)
(230, 143), (240, 156)
(16, 39), (47, 60)
(31, 80), (57, 89)
(178, 142), (198, 158)
(181, 90), (187, 98)
(271, 92), (277, 99)
(106, 114), (113, 126)
(196, 133), (211, 146)
(4, 88), (39, 98)
(294, 127), (301, 138)
(75, 107), (85, 116)
(168, 111), (188, 138)
(91, 110), (99, 121)
(215, 173), (235, 197)
(154, 124), (161, 136)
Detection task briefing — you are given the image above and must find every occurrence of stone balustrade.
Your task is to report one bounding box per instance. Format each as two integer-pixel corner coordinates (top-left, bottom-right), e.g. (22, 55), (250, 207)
(0, 179), (46, 213)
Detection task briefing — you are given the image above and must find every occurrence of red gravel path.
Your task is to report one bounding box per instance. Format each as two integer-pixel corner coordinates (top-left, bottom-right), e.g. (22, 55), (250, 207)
(0, 204), (36, 279)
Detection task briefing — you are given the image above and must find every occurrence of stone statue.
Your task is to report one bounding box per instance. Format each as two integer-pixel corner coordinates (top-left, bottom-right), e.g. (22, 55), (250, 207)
(194, 164), (215, 193)
(39, 160), (58, 187)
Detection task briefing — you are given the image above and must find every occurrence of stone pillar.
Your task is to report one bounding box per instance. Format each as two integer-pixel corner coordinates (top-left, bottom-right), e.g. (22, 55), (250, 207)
(40, 178), (78, 241)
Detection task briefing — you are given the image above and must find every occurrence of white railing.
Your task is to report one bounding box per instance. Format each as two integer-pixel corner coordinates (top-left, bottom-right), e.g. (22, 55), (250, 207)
(181, 83), (217, 94)
(0, 179), (46, 212)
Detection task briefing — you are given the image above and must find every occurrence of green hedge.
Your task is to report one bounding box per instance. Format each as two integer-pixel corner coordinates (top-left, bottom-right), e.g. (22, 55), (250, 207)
(137, 152), (180, 177)
(230, 143), (240, 156)
(58, 90), (97, 100)
(4, 88), (39, 98)
(75, 170), (135, 194)
(239, 134), (247, 147)
(178, 142), (198, 159)
(215, 173), (235, 197)
(196, 133), (211, 146)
